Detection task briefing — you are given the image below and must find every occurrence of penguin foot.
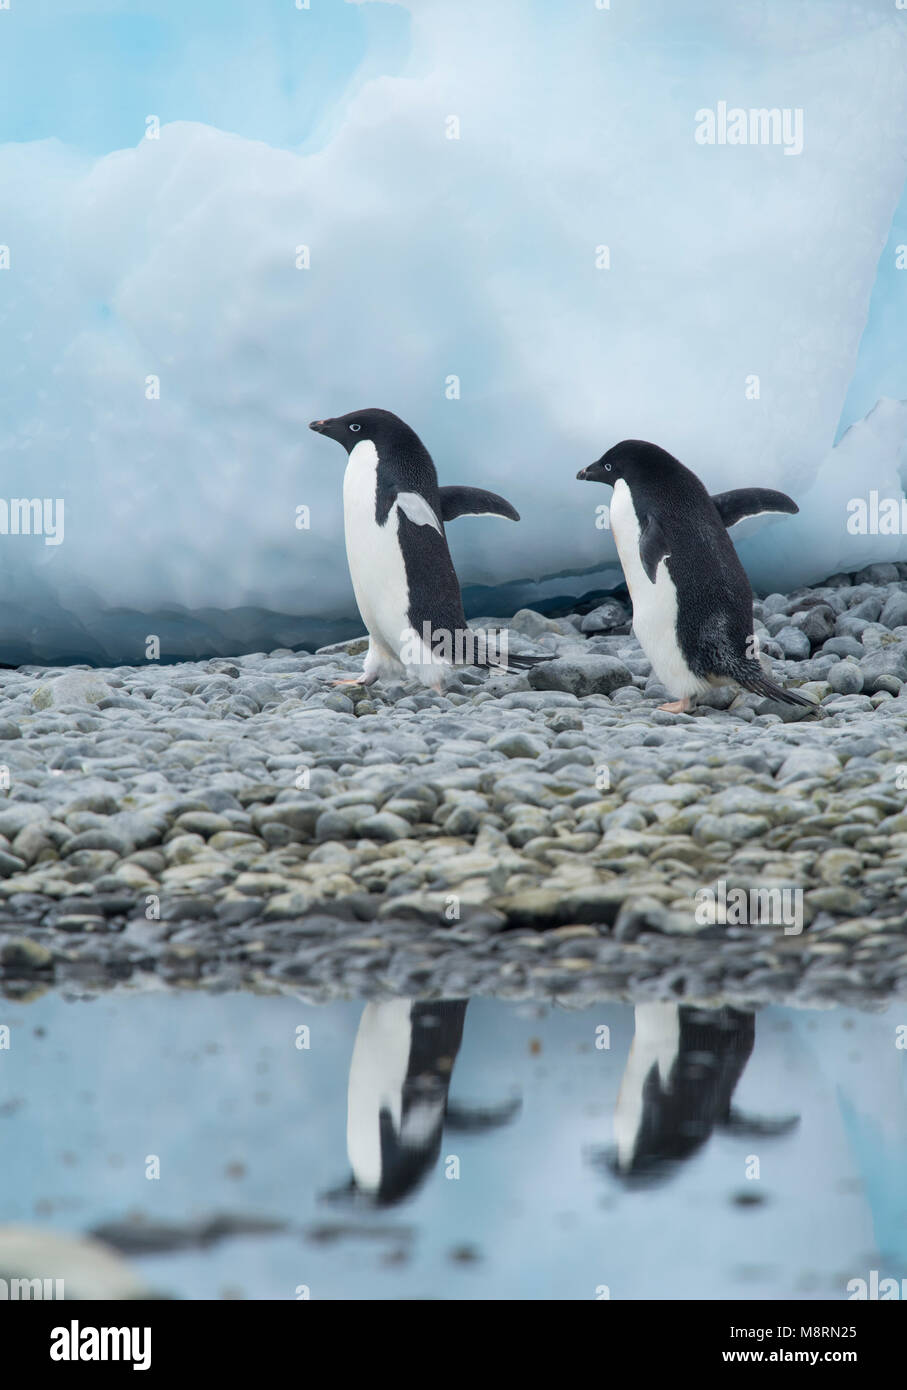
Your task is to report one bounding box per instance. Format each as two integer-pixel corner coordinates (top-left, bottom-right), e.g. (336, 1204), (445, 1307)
(331, 677), (373, 688)
(658, 698), (692, 713)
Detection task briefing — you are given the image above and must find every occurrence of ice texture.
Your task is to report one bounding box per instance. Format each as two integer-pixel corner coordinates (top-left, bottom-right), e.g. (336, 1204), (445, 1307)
(1, 0), (906, 660)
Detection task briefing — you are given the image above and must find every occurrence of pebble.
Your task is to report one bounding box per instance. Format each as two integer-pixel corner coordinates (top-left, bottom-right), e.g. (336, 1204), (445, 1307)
(859, 644), (907, 692)
(0, 566), (904, 1006)
(579, 600), (630, 634)
(488, 731), (546, 759)
(828, 662), (864, 695)
(879, 591), (907, 629)
(527, 655), (632, 697)
(775, 627), (811, 660)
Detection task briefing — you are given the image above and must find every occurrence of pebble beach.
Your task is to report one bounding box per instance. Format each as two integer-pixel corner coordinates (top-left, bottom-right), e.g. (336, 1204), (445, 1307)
(1, 561), (906, 1009)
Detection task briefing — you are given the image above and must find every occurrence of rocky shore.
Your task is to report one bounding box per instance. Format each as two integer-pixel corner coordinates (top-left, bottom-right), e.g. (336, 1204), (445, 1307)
(1, 562), (906, 1007)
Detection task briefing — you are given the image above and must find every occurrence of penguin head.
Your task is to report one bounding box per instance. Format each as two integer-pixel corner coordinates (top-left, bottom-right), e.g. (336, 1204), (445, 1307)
(308, 408), (411, 456)
(577, 439), (669, 487)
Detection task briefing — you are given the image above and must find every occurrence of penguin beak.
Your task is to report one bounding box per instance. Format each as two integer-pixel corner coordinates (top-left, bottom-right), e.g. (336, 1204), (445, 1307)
(308, 418), (330, 434)
(577, 461), (609, 483)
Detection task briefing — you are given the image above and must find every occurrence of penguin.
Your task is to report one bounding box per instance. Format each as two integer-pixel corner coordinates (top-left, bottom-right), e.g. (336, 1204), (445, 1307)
(577, 440), (816, 713)
(309, 409), (541, 691)
(327, 999), (520, 1207)
(601, 1004), (799, 1183)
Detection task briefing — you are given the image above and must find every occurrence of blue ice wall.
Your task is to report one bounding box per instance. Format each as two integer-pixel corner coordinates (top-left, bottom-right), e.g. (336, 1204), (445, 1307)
(1, 1), (906, 660)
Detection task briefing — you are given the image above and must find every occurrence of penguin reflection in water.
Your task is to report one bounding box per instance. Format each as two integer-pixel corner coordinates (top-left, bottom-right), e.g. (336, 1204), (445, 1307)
(577, 440), (817, 714)
(324, 999), (520, 1207)
(597, 1004), (799, 1183)
(310, 409), (547, 692)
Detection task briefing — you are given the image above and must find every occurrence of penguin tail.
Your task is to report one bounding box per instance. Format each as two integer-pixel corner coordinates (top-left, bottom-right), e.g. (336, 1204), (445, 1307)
(491, 652), (555, 673)
(732, 660), (819, 710)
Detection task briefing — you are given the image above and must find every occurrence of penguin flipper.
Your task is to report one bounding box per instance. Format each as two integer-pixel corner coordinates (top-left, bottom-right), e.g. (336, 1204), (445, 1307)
(719, 1107), (800, 1138)
(638, 514), (671, 584)
(395, 491), (443, 534)
(439, 485), (520, 523)
(444, 1096), (522, 1133)
(711, 488), (798, 528)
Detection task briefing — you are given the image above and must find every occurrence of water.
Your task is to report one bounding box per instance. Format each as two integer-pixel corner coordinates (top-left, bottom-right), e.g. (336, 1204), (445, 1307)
(1, 991), (905, 1300)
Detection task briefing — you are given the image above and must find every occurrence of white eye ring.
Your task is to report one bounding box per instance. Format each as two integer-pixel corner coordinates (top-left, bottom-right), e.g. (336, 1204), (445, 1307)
(604, 462), (612, 471)
(349, 423), (361, 432)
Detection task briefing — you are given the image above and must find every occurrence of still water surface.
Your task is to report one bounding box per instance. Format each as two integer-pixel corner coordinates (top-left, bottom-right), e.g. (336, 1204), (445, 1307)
(1, 991), (905, 1300)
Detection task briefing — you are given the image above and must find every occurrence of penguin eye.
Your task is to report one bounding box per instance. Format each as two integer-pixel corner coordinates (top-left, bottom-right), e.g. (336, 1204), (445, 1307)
(349, 423), (361, 433)
(604, 463), (612, 472)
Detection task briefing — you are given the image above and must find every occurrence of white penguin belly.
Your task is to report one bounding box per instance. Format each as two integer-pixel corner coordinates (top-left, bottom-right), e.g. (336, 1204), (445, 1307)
(343, 440), (412, 666)
(609, 479), (707, 700)
(347, 999), (413, 1193)
(614, 1003), (680, 1170)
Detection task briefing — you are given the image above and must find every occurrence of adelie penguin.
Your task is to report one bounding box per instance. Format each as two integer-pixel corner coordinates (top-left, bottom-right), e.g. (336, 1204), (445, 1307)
(577, 440), (817, 714)
(600, 1004), (799, 1183)
(310, 408), (546, 691)
(325, 999), (520, 1207)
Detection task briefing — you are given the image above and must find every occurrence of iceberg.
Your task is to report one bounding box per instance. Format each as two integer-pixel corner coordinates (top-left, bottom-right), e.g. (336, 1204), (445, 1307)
(1, 0), (906, 661)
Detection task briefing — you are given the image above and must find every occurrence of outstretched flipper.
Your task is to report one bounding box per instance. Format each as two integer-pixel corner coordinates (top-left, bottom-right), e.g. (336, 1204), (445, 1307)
(439, 485), (520, 523)
(711, 488), (798, 528)
(444, 1096), (522, 1133)
(719, 1107), (800, 1138)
